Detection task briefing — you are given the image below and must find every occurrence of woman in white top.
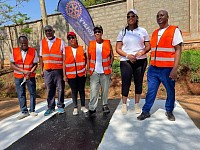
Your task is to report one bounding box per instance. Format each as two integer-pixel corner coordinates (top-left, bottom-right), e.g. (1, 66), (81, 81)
(63, 32), (88, 115)
(116, 9), (151, 115)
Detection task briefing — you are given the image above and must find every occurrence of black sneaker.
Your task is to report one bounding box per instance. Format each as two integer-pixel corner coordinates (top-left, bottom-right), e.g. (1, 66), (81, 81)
(85, 109), (96, 118)
(102, 105), (110, 114)
(165, 112), (175, 121)
(137, 112), (150, 121)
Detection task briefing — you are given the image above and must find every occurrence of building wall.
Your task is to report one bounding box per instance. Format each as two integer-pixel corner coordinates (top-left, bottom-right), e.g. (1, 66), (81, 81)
(1, 0), (200, 66)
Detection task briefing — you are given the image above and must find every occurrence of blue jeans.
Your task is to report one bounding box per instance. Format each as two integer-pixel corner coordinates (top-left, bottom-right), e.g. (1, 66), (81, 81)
(89, 72), (111, 111)
(142, 66), (175, 113)
(15, 77), (36, 113)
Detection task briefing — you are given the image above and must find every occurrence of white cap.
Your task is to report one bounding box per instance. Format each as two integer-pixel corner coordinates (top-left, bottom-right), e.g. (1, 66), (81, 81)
(128, 9), (137, 15)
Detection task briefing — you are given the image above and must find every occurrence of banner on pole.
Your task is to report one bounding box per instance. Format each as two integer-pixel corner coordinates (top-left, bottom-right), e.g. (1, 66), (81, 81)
(57, 0), (95, 45)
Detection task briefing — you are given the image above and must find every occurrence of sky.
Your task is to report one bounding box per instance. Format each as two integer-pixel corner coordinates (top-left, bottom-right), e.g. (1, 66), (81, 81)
(6, 0), (61, 25)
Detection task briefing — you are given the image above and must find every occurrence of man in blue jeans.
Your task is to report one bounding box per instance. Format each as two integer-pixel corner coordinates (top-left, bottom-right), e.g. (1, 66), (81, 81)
(10, 36), (38, 120)
(137, 10), (183, 121)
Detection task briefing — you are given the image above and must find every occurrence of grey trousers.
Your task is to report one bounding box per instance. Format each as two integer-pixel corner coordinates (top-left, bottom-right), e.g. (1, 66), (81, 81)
(89, 71), (111, 111)
(44, 69), (65, 109)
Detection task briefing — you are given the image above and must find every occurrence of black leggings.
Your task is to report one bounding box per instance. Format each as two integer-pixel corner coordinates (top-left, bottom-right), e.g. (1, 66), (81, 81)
(68, 76), (86, 108)
(120, 58), (147, 96)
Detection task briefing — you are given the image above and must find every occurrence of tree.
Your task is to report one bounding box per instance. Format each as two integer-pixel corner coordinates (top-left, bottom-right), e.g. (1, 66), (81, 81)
(0, 0), (30, 26)
(81, 0), (116, 7)
(0, 0), (31, 69)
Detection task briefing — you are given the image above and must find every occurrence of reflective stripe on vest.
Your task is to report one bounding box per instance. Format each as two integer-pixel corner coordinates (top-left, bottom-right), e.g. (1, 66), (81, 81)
(13, 47), (36, 78)
(150, 25), (177, 67)
(64, 46), (86, 79)
(42, 38), (63, 70)
(88, 40), (112, 75)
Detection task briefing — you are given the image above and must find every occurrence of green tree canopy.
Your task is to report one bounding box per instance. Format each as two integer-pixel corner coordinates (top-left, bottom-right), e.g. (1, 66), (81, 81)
(81, 0), (116, 7)
(0, 0), (30, 26)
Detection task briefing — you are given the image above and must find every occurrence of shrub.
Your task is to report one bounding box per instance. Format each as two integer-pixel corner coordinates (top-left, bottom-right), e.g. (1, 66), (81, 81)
(180, 50), (200, 71)
(112, 59), (120, 75)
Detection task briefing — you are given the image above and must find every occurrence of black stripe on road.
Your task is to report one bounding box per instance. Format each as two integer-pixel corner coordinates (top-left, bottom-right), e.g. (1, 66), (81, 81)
(6, 99), (120, 150)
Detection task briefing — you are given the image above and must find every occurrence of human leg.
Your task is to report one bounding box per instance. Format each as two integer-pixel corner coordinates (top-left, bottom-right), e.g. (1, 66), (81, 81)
(160, 68), (176, 121)
(133, 59), (147, 113)
(15, 78), (28, 113)
(137, 66), (160, 120)
(160, 68), (176, 112)
(44, 70), (56, 110)
(120, 61), (133, 114)
(120, 61), (133, 104)
(133, 58), (147, 103)
(68, 78), (79, 108)
(89, 72), (100, 111)
(54, 69), (65, 109)
(100, 74), (111, 114)
(77, 76), (88, 113)
(27, 77), (37, 112)
(77, 76), (86, 107)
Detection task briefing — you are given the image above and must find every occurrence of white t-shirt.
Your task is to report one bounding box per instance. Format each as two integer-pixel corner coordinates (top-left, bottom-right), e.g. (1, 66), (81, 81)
(94, 42), (104, 73)
(10, 48), (39, 63)
(39, 37), (65, 56)
(117, 27), (150, 61)
(63, 47), (86, 59)
(157, 26), (183, 46)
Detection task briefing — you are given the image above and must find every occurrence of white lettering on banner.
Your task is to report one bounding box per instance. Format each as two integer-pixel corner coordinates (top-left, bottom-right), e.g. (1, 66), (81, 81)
(79, 17), (94, 36)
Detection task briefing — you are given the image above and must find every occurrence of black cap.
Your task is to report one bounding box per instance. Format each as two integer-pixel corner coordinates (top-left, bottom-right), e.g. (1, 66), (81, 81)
(93, 25), (103, 32)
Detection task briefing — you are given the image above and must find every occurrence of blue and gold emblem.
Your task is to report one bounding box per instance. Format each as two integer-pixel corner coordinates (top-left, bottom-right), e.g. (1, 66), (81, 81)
(65, 0), (82, 19)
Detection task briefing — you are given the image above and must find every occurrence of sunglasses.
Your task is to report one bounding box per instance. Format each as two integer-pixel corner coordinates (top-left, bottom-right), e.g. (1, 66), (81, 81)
(94, 30), (102, 34)
(67, 36), (75, 40)
(45, 29), (53, 32)
(127, 15), (136, 19)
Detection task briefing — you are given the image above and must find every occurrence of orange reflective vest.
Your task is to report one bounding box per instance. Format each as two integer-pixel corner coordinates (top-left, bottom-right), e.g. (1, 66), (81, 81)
(64, 46), (86, 79)
(88, 40), (112, 75)
(150, 25), (177, 67)
(13, 47), (36, 78)
(42, 38), (63, 70)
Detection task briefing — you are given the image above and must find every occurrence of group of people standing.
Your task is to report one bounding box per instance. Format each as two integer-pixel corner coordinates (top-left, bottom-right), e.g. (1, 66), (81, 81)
(10, 8), (183, 122)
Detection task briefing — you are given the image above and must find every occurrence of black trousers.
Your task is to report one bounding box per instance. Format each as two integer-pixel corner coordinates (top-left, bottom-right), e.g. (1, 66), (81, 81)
(120, 58), (147, 97)
(68, 76), (86, 108)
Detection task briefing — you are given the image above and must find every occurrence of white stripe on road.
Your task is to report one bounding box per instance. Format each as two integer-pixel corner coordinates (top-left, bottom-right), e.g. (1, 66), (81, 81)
(98, 99), (200, 150)
(0, 99), (72, 150)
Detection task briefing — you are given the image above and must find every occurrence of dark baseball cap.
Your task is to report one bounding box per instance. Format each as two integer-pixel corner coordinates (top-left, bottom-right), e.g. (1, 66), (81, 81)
(93, 25), (103, 32)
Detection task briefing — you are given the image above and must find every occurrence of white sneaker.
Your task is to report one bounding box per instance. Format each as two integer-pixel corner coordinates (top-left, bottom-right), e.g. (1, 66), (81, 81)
(30, 111), (38, 116)
(135, 103), (141, 114)
(17, 112), (29, 120)
(73, 108), (78, 115)
(121, 104), (127, 115)
(81, 106), (88, 113)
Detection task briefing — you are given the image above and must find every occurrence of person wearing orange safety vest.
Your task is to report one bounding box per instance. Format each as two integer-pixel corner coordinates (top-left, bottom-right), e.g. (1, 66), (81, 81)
(86, 25), (114, 117)
(137, 10), (183, 121)
(63, 32), (88, 116)
(10, 36), (38, 120)
(39, 25), (65, 116)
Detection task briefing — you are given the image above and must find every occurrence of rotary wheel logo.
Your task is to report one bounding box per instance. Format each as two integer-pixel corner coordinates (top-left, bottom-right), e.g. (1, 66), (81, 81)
(66, 1), (82, 19)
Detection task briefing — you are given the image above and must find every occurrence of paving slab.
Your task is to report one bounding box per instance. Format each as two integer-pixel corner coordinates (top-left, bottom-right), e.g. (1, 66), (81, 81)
(98, 99), (200, 150)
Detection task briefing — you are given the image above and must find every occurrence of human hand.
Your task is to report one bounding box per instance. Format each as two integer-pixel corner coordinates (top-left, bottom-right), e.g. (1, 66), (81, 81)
(63, 76), (68, 82)
(40, 70), (44, 78)
(127, 54), (136, 63)
(169, 68), (177, 81)
(135, 50), (145, 58)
